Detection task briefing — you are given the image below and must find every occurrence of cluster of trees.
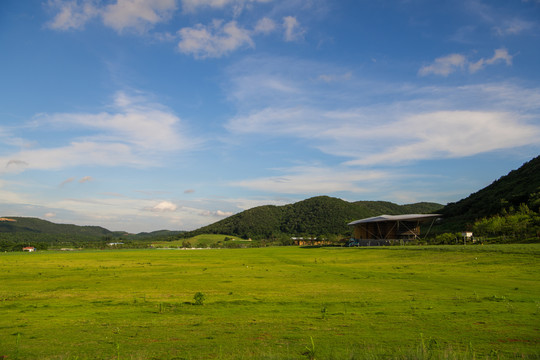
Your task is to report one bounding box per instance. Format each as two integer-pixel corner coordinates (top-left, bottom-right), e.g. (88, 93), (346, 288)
(0, 233), (158, 252)
(472, 203), (540, 242)
(429, 202), (540, 245)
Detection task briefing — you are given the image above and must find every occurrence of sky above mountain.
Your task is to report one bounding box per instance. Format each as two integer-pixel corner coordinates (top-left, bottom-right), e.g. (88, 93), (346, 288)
(1, 0), (539, 232)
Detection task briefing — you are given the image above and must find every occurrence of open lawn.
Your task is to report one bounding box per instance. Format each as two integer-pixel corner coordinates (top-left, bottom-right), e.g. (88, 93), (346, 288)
(1, 245), (539, 359)
(152, 234), (253, 248)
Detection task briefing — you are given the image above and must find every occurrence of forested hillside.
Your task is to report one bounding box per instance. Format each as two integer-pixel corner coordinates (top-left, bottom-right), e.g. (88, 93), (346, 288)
(179, 196), (443, 240)
(437, 156), (540, 232)
(0, 217), (113, 237)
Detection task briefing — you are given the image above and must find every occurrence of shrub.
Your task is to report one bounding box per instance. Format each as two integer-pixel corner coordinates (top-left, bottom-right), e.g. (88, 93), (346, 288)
(193, 292), (206, 305)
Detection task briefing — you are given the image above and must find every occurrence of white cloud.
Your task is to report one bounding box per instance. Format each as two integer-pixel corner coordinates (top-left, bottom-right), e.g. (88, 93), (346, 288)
(495, 18), (536, 35)
(6, 160), (29, 169)
(79, 176), (94, 183)
(229, 105), (540, 166)
(150, 201), (178, 212)
(254, 17), (276, 34)
(418, 53), (466, 77)
(0, 92), (198, 173)
(177, 20), (254, 58)
(231, 166), (388, 194)
(1, 142), (137, 173)
(47, 0), (177, 32)
(46, 91), (194, 152)
(44, 212), (56, 218)
(465, 1), (537, 36)
(200, 209), (234, 217)
(47, 0), (99, 30)
(344, 111), (540, 165)
(47, 1), (302, 57)
(181, 0), (272, 13)
(224, 56), (540, 167)
(283, 16), (304, 41)
(469, 48), (513, 73)
(102, 0), (177, 33)
(420, 49), (513, 76)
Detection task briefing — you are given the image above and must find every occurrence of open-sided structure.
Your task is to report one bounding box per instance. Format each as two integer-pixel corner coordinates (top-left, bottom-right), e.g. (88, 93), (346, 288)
(348, 214), (440, 242)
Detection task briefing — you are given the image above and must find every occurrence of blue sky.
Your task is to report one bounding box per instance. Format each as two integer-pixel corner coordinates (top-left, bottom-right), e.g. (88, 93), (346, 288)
(1, 0), (539, 233)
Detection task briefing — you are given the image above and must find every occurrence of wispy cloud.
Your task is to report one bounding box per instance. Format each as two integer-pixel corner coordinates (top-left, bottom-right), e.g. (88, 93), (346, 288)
(283, 16), (304, 41)
(47, 0), (177, 33)
(494, 17), (536, 35)
(102, 0), (177, 33)
(47, 0), (99, 30)
(468, 48), (513, 73)
(148, 200), (178, 212)
(419, 48), (512, 76)
(177, 20), (254, 58)
(224, 56), (540, 168)
(79, 176), (93, 183)
(6, 160), (29, 169)
(0, 91), (199, 173)
(181, 0), (273, 13)
(464, 0), (538, 36)
(60, 177), (75, 187)
(317, 72), (352, 83)
(343, 110), (539, 165)
(254, 17), (276, 34)
(418, 53), (466, 77)
(231, 165), (388, 194)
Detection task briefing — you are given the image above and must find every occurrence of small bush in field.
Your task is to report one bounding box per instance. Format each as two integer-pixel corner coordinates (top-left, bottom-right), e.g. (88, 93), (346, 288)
(193, 292), (206, 305)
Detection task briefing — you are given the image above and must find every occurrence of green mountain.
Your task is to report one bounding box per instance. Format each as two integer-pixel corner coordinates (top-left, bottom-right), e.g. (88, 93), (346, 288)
(180, 196), (443, 240)
(0, 217), (113, 237)
(437, 155), (540, 231)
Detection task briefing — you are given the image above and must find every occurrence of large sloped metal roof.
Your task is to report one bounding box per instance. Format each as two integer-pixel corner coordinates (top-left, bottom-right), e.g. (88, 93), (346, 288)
(347, 214), (441, 226)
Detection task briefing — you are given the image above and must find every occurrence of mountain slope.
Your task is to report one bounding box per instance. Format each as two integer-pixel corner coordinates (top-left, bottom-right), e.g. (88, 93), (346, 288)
(181, 196), (443, 239)
(437, 155), (540, 231)
(0, 217), (113, 237)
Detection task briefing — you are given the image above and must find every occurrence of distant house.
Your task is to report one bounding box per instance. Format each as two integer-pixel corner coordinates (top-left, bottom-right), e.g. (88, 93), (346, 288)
(348, 214), (441, 245)
(22, 246), (36, 252)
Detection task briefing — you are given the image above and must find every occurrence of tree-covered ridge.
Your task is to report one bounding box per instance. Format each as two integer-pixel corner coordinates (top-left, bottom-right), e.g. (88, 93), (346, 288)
(180, 196), (443, 240)
(437, 156), (540, 231)
(0, 217), (113, 237)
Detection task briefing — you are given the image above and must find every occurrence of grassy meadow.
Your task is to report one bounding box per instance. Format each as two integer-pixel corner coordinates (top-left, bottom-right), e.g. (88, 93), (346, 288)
(1, 244), (539, 359)
(152, 234), (254, 248)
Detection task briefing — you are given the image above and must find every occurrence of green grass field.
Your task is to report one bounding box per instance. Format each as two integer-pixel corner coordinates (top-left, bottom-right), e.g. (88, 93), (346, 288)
(1, 245), (539, 359)
(152, 234), (253, 248)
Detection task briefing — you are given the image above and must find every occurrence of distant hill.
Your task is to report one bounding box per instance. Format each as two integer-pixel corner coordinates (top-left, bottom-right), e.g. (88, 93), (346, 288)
(0, 217), (186, 241)
(126, 230), (185, 238)
(437, 155), (540, 231)
(180, 196), (443, 239)
(0, 217), (113, 238)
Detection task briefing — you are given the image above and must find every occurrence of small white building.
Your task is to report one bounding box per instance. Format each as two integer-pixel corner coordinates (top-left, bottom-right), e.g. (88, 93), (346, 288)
(22, 246), (36, 252)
